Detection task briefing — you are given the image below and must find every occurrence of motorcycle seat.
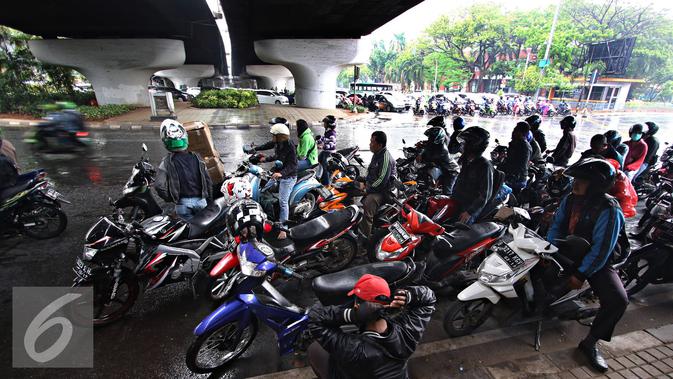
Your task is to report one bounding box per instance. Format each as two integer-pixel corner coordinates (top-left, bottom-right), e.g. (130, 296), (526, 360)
(434, 222), (504, 257)
(289, 206), (358, 241)
(296, 169), (317, 184)
(188, 197), (227, 238)
(0, 180), (34, 201)
(336, 147), (357, 157)
(312, 261), (409, 306)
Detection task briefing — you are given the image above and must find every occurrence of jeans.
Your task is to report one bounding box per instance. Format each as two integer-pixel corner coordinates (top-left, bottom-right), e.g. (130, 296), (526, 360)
(176, 197), (207, 221)
(278, 176), (297, 224)
(632, 162), (649, 182)
(297, 159), (313, 172)
(318, 151), (332, 185)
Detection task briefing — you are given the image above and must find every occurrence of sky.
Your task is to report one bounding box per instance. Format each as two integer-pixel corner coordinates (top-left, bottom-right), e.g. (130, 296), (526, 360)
(369, 0), (673, 43)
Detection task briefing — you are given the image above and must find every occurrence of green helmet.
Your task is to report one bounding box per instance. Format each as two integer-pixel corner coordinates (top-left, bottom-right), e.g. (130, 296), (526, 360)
(160, 119), (188, 151)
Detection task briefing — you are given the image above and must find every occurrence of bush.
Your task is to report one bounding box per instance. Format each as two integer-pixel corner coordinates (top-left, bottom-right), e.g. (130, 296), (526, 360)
(192, 89), (258, 109)
(78, 104), (135, 120)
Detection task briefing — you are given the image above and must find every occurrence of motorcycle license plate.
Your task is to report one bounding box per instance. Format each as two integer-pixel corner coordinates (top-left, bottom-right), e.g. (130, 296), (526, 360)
(45, 188), (60, 200)
(73, 257), (93, 280)
(389, 222), (411, 245)
(497, 245), (525, 269)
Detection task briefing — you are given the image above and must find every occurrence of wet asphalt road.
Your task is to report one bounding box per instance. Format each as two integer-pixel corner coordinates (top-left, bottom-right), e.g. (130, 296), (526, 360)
(1, 111), (673, 378)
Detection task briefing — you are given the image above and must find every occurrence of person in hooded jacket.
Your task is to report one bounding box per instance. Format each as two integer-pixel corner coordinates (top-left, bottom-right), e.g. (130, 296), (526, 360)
(295, 119), (318, 172)
(550, 116), (577, 167)
(526, 114), (547, 153)
(500, 122), (532, 195)
(634, 121), (660, 181)
(623, 124), (648, 181)
(448, 116), (465, 154)
(307, 274), (436, 379)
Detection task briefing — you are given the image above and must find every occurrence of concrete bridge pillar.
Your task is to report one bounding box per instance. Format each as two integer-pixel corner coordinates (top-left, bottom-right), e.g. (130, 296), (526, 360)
(254, 39), (370, 109)
(28, 39), (185, 106)
(155, 65), (215, 90)
(246, 65), (293, 91)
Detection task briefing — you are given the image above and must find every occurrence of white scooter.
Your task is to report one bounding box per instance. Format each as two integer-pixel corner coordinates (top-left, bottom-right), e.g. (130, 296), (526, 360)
(443, 208), (596, 350)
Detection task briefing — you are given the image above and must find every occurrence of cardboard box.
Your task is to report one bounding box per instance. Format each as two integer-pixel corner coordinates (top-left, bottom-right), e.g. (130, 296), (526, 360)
(204, 156), (225, 184)
(184, 121), (218, 158)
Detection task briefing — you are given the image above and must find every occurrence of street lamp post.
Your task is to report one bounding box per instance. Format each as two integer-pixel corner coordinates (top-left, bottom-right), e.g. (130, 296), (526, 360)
(534, 0), (562, 100)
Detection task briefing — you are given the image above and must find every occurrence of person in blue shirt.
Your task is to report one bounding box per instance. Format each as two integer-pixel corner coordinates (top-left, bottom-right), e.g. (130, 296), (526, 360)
(547, 157), (629, 373)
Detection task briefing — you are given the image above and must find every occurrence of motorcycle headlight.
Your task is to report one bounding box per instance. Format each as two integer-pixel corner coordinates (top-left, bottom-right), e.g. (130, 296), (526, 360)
(238, 252), (266, 277)
(82, 247), (98, 261)
(478, 270), (516, 285)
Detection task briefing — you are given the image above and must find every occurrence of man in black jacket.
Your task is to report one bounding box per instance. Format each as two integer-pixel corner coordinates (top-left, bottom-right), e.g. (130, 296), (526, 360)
(526, 114), (547, 153)
(448, 116), (465, 154)
(501, 122), (532, 195)
(419, 126), (459, 194)
(452, 126), (494, 224)
(307, 274), (436, 379)
(635, 121), (660, 180)
(359, 131), (396, 238)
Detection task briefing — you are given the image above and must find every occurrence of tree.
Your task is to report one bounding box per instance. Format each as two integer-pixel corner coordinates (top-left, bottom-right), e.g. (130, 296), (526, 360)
(367, 40), (399, 82)
(423, 52), (471, 91)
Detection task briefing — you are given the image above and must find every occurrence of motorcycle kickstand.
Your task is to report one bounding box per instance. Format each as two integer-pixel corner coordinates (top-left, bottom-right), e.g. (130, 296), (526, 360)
(534, 320), (542, 351)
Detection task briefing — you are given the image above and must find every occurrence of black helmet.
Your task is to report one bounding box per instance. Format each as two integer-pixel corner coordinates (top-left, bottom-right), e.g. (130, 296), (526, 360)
(548, 169), (572, 198)
(427, 116), (445, 128)
(452, 116), (465, 131)
(564, 158), (616, 193)
(525, 114), (542, 129)
(425, 126), (447, 145)
(457, 126), (490, 154)
(269, 117), (289, 127)
(226, 199), (267, 240)
(322, 115), (337, 128)
(560, 116), (576, 130)
(629, 123), (644, 135)
(645, 121), (659, 135)
(604, 130), (622, 147)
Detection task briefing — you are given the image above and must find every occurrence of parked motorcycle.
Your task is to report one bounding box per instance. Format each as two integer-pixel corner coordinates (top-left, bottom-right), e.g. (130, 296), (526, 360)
(110, 144), (162, 222)
(186, 239), (421, 373)
(1, 169), (69, 239)
(72, 197), (232, 325)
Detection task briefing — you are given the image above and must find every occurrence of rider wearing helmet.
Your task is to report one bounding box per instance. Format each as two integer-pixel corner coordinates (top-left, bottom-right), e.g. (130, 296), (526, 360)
(500, 122), (531, 195)
(155, 119), (212, 220)
(225, 199), (267, 241)
(307, 274), (436, 379)
(525, 114), (547, 153)
(623, 124), (648, 181)
(579, 134), (621, 165)
(635, 121), (660, 181)
(448, 116), (465, 154)
(317, 115), (338, 185)
(451, 126), (495, 224)
(550, 116), (577, 167)
(547, 157), (629, 373)
(418, 125), (459, 194)
(603, 130), (628, 169)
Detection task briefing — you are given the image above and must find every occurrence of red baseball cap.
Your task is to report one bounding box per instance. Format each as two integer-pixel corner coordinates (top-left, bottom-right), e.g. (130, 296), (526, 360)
(347, 274), (391, 304)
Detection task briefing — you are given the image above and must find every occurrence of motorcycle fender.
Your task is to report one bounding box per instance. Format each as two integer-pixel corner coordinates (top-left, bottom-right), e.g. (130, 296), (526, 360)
(194, 298), (250, 336)
(457, 281), (501, 304)
(210, 252), (239, 278)
(290, 179), (321, 205)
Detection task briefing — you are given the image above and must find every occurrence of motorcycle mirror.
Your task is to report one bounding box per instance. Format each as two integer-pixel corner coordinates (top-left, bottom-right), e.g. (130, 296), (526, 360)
(402, 139), (406, 145)
(142, 143), (148, 152)
(494, 138), (500, 144)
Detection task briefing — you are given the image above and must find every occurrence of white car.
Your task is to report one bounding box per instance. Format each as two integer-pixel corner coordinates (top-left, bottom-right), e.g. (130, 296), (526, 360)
(185, 87), (202, 97)
(254, 89), (289, 105)
(374, 93), (407, 112)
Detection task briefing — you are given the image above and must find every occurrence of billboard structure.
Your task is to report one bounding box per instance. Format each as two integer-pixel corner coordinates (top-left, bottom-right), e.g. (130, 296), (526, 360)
(574, 37), (637, 76)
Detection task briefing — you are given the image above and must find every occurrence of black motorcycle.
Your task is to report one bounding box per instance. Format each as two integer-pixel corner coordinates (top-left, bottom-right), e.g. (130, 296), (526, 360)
(111, 144), (162, 222)
(0, 169), (69, 239)
(25, 109), (92, 153)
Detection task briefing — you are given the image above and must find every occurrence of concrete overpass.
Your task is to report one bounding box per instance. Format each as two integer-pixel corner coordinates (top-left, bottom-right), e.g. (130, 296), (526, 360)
(2, 0), (422, 108)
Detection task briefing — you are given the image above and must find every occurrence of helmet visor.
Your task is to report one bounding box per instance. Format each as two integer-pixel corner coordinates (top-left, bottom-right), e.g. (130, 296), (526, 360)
(164, 138), (188, 150)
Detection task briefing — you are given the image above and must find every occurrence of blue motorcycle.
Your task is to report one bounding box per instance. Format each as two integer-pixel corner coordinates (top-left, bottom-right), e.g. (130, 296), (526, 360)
(185, 239), (421, 373)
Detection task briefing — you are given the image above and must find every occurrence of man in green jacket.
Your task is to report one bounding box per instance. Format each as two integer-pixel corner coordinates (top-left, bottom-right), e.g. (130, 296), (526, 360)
(296, 119), (318, 172)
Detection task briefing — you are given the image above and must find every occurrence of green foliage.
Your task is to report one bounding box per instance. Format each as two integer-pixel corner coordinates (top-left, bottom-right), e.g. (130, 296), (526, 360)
(337, 65), (372, 88)
(192, 89), (258, 109)
(78, 105), (135, 121)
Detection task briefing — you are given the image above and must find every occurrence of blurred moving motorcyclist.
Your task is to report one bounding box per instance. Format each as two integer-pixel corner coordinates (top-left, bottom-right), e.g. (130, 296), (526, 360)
(550, 116), (577, 167)
(547, 158), (629, 373)
(526, 114), (547, 153)
(155, 120), (213, 220)
(451, 127), (495, 224)
(307, 274), (436, 379)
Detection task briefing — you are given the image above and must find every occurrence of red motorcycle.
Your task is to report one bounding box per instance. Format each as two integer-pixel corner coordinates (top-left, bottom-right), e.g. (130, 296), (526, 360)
(369, 203), (505, 290)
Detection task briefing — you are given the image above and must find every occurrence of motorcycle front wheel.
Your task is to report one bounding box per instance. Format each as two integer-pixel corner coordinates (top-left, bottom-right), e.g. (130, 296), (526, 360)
(20, 203), (67, 239)
(443, 299), (494, 337)
(317, 236), (357, 273)
(73, 267), (139, 326)
(186, 317), (258, 373)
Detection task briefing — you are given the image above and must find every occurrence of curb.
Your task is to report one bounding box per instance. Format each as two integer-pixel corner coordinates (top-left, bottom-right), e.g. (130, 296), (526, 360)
(0, 119), (265, 131)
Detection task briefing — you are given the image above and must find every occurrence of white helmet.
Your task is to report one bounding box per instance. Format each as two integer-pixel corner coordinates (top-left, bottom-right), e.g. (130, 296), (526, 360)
(221, 177), (253, 203)
(270, 123), (290, 136)
(160, 119), (188, 151)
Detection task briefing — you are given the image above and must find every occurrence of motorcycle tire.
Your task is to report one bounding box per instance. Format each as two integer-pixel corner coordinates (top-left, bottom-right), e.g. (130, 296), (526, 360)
(186, 317), (258, 373)
(317, 236), (358, 273)
(443, 299), (493, 337)
(20, 204), (67, 239)
(621, 256), (652, 297)
(74, 266), (139, 326)
(366, 228), (393, 263)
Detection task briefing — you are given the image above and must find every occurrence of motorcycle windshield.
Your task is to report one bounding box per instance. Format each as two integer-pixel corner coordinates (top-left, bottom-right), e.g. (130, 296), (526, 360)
(85, 217), (125, 247)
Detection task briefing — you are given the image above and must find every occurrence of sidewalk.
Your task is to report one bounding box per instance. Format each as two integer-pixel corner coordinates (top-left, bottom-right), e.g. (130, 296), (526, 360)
(0, 103), (371, 130)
